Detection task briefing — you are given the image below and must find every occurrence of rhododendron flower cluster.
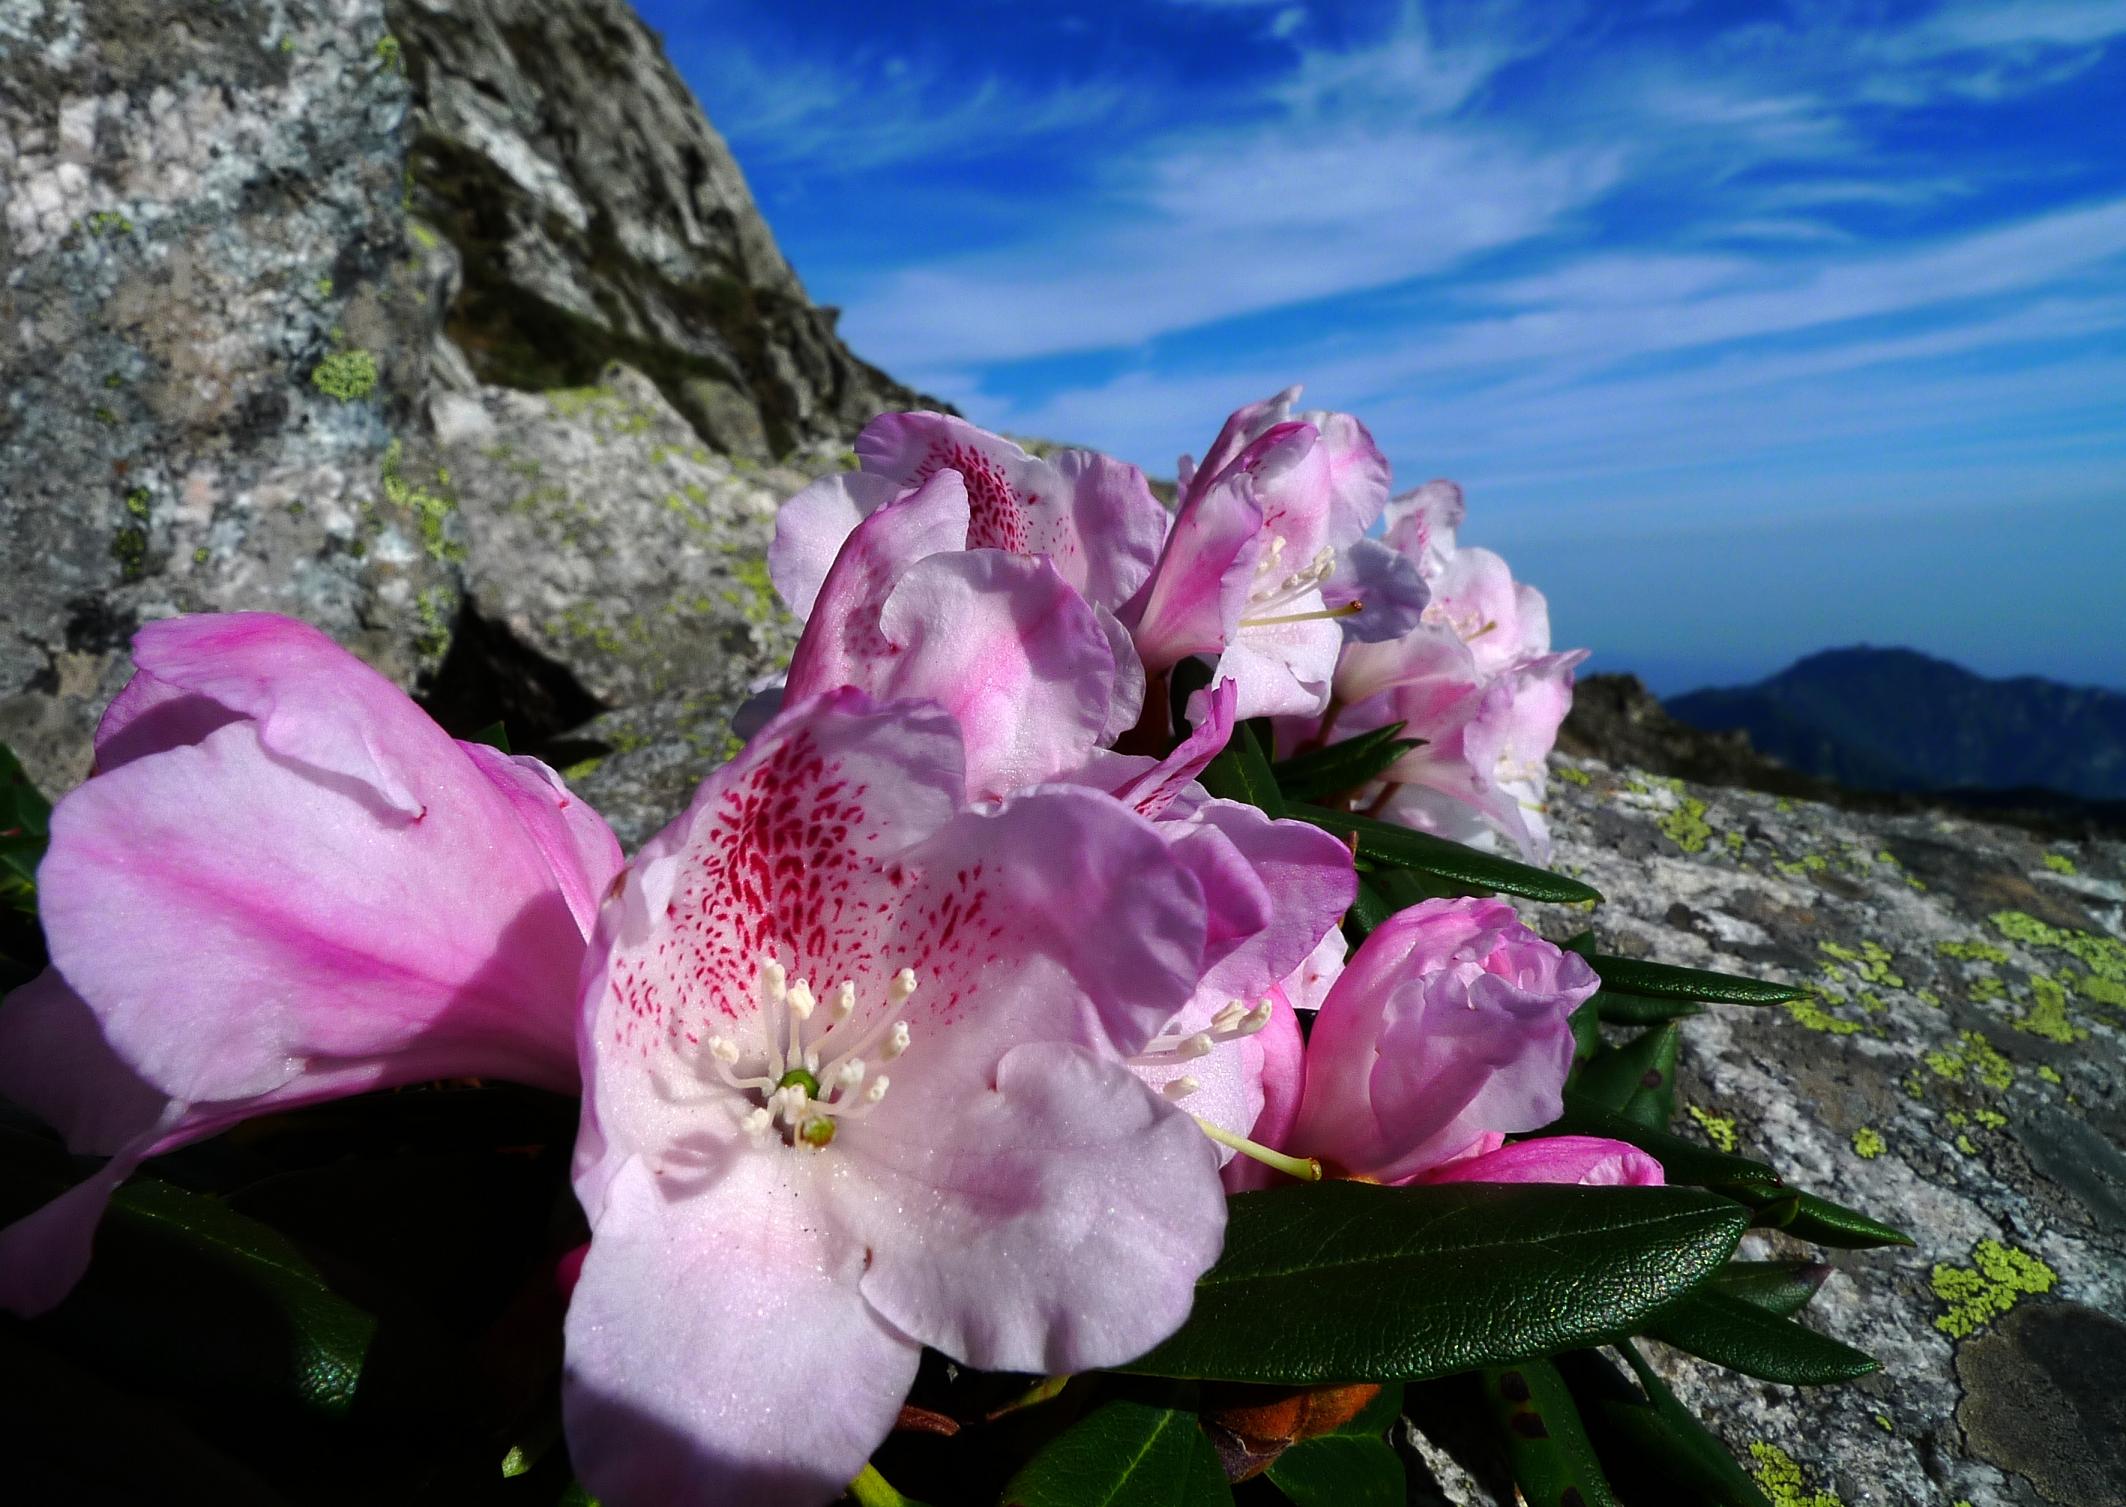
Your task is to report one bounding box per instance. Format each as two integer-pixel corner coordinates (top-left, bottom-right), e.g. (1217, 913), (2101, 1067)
(1, 390), (1652, 1507)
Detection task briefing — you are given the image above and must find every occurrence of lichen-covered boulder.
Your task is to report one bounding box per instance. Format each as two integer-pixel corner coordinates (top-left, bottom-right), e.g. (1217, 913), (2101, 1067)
(0, 0), (462, 794)
(387, 0), (928, 459)
(431, 363), (838, 737)
(1518, 758), (2126, 1507)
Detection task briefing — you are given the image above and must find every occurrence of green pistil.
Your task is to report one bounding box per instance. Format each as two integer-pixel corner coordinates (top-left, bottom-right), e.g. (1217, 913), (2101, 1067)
(800, 1118), (836, 1148)
(777, 1067), (821, 1097)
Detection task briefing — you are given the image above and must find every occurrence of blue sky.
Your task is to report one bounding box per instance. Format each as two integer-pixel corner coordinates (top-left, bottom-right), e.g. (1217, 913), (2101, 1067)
(637, 0), (2126, 693)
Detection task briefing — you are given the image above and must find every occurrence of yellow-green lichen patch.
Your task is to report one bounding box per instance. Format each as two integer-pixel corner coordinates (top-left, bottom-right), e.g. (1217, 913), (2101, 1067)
(1724, 829), (1746, 854)
(2076, 972), (2126, 1010)
(2037, 1064), (2062, 1085)
(1931, 1239), (2056, 1338)
(2041, 852), (2076, 875)
(1554, 765), (1591, 787)
(413, 585), (454, 662)
(314, 274), (334, 299)
(1922, 1030), (2016, 1091)
(1937, 939), (2010, 964)
(1660, 796), (1712, 854)
(409, 221), (440, 251)
(1819, 939), (1903, 988)
(1686, 1104), (1738, 1153)
(311, 349), (378, 402)
(2015, 974), (2085, 1044)
(375, 34), (401, 69)
(1992, 910), (2126, 983)
(1784, 987), (1863, 1036)
(1851, 1126), (1886, 1159)
(1954, 1133), (1979, 1155)
(378, 440), (464, 564)
(1747, 1442), (1842, 1507)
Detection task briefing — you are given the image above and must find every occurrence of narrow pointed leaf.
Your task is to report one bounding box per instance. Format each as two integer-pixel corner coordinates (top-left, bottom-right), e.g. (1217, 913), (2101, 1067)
(1000, 1396), (1231, 1507)
(1199, 721), (1285, 818)
(1710, 1260), (1834, 1318)
(1483, 1359), (1618, 1507)
(1559, 1345), (1772, 1507)
(1755, 1190), (1912, 1249)
(1593, 989), (1704, 1026)
(1645, 1290), (1878, 1385)
(1120, 1182), (1747, 1385)
(1575, 1025), (1680, 1130)
(1584, 953), (1803, 1006)
(1271, 723), (1420, 803)
(1287, 803), (1600, 904)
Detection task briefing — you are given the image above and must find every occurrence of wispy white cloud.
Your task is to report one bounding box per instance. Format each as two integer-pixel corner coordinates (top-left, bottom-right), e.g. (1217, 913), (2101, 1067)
(683, 38), (1133, 174)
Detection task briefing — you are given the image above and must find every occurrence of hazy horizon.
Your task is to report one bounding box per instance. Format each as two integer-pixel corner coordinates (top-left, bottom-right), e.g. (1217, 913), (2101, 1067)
(638, 0), (2126, 694)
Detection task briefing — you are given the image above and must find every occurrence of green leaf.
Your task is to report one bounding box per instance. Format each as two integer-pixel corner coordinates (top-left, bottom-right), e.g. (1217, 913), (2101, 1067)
(1644, 1290), (1878, 1385)
(1000, 1396), (1231, 1507)
(1566, 999), (1602, 1075)
(1198, 721), (1285, 818)
(1559, 1345), (1772, 1507)
(465, 720), (512, 753)
(1271, 723), (1419, 803)
(1483, 1359), (1618, 1507)
(1575, 1025), (1680, 1131)
(1264, 1432), (1403, 1507)
(0, 739), (52, 902)
(1583, 953), (1804, 1006)
(1752, 1190), (1913, 1249)
(1120, 1181), (1746, 1385)
(1263, 1383), (1405, 1507)
(100, 1178), (380, 1413)
(1343, 878), (1391, 943)
(1592, 988), (1705, 1026)
(1287, 803), (1601, 904)
(1709, 1260), (1834, 1318)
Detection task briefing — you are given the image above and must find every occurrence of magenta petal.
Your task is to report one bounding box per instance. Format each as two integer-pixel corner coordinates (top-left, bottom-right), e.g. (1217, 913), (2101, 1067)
(1111, 677), (1236, 820)
(0, 970), (168, 1157)
(1182, 386), (1301, 507)
(562, 1156), (918, 1507)
(1222, 988), (1305, 1194)
(461, 742), (626, 937)
(1417, 1135), (1665, 1188)
(0, 1129), (161, 1317)
(846, 1043), (1224, 1373)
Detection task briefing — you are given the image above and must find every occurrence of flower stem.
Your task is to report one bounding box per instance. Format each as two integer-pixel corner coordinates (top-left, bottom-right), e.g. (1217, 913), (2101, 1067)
(1193, 1117), (1322, 1181)
(847, 1463), (930, 1507)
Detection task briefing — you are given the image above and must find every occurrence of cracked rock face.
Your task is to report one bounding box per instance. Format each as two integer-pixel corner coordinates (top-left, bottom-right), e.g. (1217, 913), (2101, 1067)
(431, 362), (836, 732)
(0, 0), (462, 795)
(1511, 759), (2126, 1507)
(385, 0), (927, 460)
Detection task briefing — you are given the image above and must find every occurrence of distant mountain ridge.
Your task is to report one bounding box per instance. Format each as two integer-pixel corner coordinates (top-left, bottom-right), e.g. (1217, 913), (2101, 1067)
(1664, 647), (2126, 801)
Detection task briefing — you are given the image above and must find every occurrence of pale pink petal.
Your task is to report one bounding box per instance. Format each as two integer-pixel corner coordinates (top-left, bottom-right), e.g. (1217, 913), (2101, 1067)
(1050, 448), (1170, 608)
(0, 970), (166, 1157)
(869, 552), (1116, 799)
(562, 1155), (917, 1507)
(1324, 538), (1429, 644)
(781, 470), (971, 695)
(1094, 603), (1149, 744)
(1181, 385), (1301, 507)
(1382, 480), (1465, 572)
(1418, 1135), (1665, 1188)
(1125, 477), (1265, 673)
(841, 1043), (1224, 1373)
(0, 1125), (165, 1316)
(460, 743), (625, 936)
(1222, 988), (1306, 1193)
(1295, 408), (1392, 543)
(1188, 800), (1355, 1007)
(1214, 612), (1343, 720)
(768, 470), (910, 619)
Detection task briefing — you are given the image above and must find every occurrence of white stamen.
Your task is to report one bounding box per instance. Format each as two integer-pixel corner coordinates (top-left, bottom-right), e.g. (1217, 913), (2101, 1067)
(836, 1058), (867, 1089)
(721, 958), (924, 1146)
(832, 981), (857, 1020)
(1210, 1001), (1249, 1033)
(709, 1036), (741, 1065)
(1163, 1076), (1202, 1101)
(889, 967), (918, 1004)
(865, 1075), (890, 1104)
(740, 1107), (772, 1136)
(882, 1020), (911, 1060)
(787, 979), (816, 1020)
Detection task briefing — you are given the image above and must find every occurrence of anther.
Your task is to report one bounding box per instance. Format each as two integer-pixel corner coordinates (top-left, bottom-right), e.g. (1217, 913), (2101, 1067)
(889, 968), (918, 1004)
(882, 1020), (911, 1060)
(708, 1036), (741, 1065)
(740, 1107), (772, 1136)
(832, 981), (856, 1020)
(1163, 1077), (1202, 1101)
(865, 1076), (890, 1104)
(787, 979), (816, 1020)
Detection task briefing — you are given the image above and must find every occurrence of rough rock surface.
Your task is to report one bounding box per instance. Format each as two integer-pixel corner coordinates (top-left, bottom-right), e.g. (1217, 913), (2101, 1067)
(429, 362), (826, 735)
(1510, 756), (2126, 1507)
(386, 0), (927, 460)
(0, 0), (463, 794)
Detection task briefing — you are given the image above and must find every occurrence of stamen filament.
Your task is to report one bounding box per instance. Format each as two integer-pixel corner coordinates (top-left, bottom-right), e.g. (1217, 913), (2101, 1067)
(1239, 602), (1364, 629)
(1193, 1117), (1322, 1181)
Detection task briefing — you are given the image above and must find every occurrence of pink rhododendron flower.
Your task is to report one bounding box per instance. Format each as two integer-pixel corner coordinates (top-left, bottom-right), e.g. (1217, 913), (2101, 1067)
(775, 469), (1128, 796)
(562, 689), (1227, 1507)
(1060, 681), (1356, 1160)
(1270, 898), (1654, 1187)
(0, 613), (622, 1315)
(1291, 480), (1586, 862)
(1126, 387), (1424, 722)
(772, 414), (1165, 742)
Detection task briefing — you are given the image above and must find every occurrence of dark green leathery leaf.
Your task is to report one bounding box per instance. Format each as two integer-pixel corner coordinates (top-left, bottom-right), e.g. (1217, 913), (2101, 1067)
(1483, 1358), (1618, 1507)
(1644, 1290), (1878, 1384)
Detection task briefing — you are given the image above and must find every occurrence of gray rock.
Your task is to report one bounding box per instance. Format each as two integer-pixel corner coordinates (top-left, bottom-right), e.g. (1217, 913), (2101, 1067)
(431, 362), (829, 732)
(1511, 758), (2126, 1507)
(563, 690), (755, 851)
(386, 0), (930, 460)
(0, 0), (463, 794)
